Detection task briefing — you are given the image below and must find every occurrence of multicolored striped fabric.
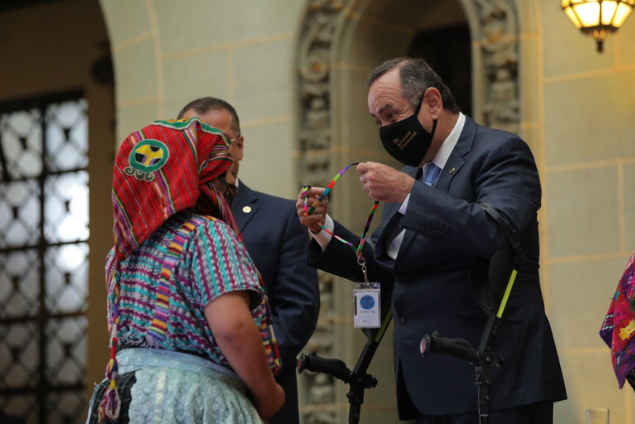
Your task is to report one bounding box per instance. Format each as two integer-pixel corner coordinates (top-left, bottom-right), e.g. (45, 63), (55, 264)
(105, 210), (269, 366)
(146, 215), (209, 345)
(100, 118), (257, 421)
(111, 118), (238, 265)
(600, 252), (635, 388)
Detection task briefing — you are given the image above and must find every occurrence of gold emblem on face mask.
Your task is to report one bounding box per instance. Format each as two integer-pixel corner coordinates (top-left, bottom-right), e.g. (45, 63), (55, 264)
(392, 131), (418, 150)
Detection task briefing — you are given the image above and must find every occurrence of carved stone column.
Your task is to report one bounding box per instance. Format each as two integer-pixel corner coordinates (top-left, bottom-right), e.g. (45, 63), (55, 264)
(296, 2), (348, 423)
(474, 0), (520, 133)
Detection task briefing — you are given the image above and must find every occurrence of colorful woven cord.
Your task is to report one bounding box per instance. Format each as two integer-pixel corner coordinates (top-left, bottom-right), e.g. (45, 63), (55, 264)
(301, 163), (380, 263)
(304, 163), (356, 216)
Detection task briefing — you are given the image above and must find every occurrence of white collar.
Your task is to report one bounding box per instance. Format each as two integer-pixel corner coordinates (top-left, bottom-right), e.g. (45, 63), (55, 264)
(430, 112), (465, 170)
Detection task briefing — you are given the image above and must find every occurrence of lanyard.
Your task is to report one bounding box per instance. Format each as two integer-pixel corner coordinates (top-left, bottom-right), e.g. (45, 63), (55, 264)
(301, 163), (379, 282)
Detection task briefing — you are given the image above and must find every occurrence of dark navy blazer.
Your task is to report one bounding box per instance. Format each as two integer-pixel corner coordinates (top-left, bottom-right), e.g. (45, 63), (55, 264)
(309, 116), (566, 419)
(232, 181), (320, 424)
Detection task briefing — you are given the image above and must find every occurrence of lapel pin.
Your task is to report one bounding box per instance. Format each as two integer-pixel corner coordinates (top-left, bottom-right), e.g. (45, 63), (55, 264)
(242, 206), (252, 213)
(449, 167), (456, 175)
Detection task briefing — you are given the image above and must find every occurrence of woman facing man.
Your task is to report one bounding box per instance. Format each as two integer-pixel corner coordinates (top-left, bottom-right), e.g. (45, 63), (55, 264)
(86, 118), (285, 423)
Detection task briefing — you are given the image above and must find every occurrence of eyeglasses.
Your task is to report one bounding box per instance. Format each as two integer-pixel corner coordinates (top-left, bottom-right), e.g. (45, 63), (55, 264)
(223, 133), (240, 146)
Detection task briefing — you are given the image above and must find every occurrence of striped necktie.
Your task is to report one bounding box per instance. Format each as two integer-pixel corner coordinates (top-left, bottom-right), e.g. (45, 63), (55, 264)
(423, 162), (441, 187)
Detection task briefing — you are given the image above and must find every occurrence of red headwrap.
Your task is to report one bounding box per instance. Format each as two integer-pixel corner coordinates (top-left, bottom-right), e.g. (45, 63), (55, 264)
(111, 118), (239, 263)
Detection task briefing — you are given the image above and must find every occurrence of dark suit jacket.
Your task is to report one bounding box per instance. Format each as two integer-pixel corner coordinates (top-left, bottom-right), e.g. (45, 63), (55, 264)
(309, 116), (566, 419)
(232, 181), (320, 424)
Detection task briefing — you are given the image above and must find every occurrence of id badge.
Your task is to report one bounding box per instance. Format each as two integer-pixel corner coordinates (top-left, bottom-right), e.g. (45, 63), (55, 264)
(353, 282), (381, 328)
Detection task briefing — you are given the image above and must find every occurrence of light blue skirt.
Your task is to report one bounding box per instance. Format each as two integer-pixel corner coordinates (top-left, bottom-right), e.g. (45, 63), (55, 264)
(87, 348), (263, 424)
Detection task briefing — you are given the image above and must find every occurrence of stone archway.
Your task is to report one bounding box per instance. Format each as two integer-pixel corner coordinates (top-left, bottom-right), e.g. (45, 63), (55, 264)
(295, 1), (523, 422)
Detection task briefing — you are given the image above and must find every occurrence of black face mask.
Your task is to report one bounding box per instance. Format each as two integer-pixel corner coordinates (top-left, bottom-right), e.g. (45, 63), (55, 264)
(379, 96), (437, 167)
(223, 183), (238, 207)
(208, 172), (238, 208)
(218, 172), (238, 207)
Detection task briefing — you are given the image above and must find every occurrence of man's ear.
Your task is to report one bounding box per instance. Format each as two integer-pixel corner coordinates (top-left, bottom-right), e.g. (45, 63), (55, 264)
(423, 87), (443, 119)
(233, 135), (244, 161)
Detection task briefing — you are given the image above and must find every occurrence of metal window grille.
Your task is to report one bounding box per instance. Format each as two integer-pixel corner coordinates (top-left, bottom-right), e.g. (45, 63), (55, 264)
(0, 90), (89, 424)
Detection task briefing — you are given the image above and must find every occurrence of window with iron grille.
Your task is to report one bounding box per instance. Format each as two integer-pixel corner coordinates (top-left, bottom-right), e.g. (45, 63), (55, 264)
(0, 90), (88, 424)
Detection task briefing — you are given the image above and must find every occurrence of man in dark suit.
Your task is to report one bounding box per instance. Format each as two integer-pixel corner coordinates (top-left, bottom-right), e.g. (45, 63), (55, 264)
(297, 57), (566, 423)
(178, 98), (320, 424)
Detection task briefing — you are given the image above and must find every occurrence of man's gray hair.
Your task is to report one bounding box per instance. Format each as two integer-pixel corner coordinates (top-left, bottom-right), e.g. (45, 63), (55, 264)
(367, 57), (460, 114)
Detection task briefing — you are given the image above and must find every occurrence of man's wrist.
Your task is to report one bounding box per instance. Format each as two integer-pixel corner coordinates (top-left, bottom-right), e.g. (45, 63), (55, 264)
(311, 215), (333, 251)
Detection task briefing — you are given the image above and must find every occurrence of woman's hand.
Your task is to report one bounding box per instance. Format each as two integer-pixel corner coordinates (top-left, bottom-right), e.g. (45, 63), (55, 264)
(255, 382), (285, 423)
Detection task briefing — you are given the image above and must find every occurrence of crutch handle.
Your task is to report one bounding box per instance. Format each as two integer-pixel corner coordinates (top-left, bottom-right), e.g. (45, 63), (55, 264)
(297, 351), (352, 384)
(420, 331), (478, 363)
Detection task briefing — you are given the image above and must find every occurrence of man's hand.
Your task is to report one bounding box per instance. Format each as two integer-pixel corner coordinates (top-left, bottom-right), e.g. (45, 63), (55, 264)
(357, 162), (415, 203)
(296, 186), (328, 234)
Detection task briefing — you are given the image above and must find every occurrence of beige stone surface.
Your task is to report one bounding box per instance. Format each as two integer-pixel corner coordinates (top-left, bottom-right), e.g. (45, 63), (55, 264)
(555, 350), (628, 424)
(240, 120), (296, 198)
(331, 67), (393, 161)
(543, 71), (635, 167)
(99, 0), (153, 47)
(163, 50), (230, 119)
(233, 38), (295, 121)
(113, 37), (158, 104)
(116, 102), (160, 145)
(624, 163), (635, 251)
(617, 17), (635, 66)
(544, 166), (621, 257)
(516, 35), (541, 146)
(152, 0), (304, 55)
(340, 17), (411, 69)
(547, 256), (627, 350)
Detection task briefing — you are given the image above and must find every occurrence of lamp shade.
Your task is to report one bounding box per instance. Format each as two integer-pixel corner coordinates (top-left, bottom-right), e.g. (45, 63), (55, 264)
(562, 0), (635, 52)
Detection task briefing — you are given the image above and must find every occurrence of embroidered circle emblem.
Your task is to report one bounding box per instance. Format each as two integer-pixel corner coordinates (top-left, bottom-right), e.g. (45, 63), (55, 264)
(124, 139), (169, 181)
(360, 295), (376, 311)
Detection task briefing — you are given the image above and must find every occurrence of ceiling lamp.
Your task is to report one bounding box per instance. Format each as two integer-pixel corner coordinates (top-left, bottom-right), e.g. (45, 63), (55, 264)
(562, 0), (635, 52)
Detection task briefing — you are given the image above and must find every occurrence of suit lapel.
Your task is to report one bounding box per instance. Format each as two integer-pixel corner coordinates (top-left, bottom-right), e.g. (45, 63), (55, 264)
(232, 180), (259, 232)
(374, 167), (418, 266)
(434, 116), (476, 192)
(375, 202), (402, 262)
(394, 167), (420, 266)
(434, 153), (464, 193)
(395, 117), (477, 264)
